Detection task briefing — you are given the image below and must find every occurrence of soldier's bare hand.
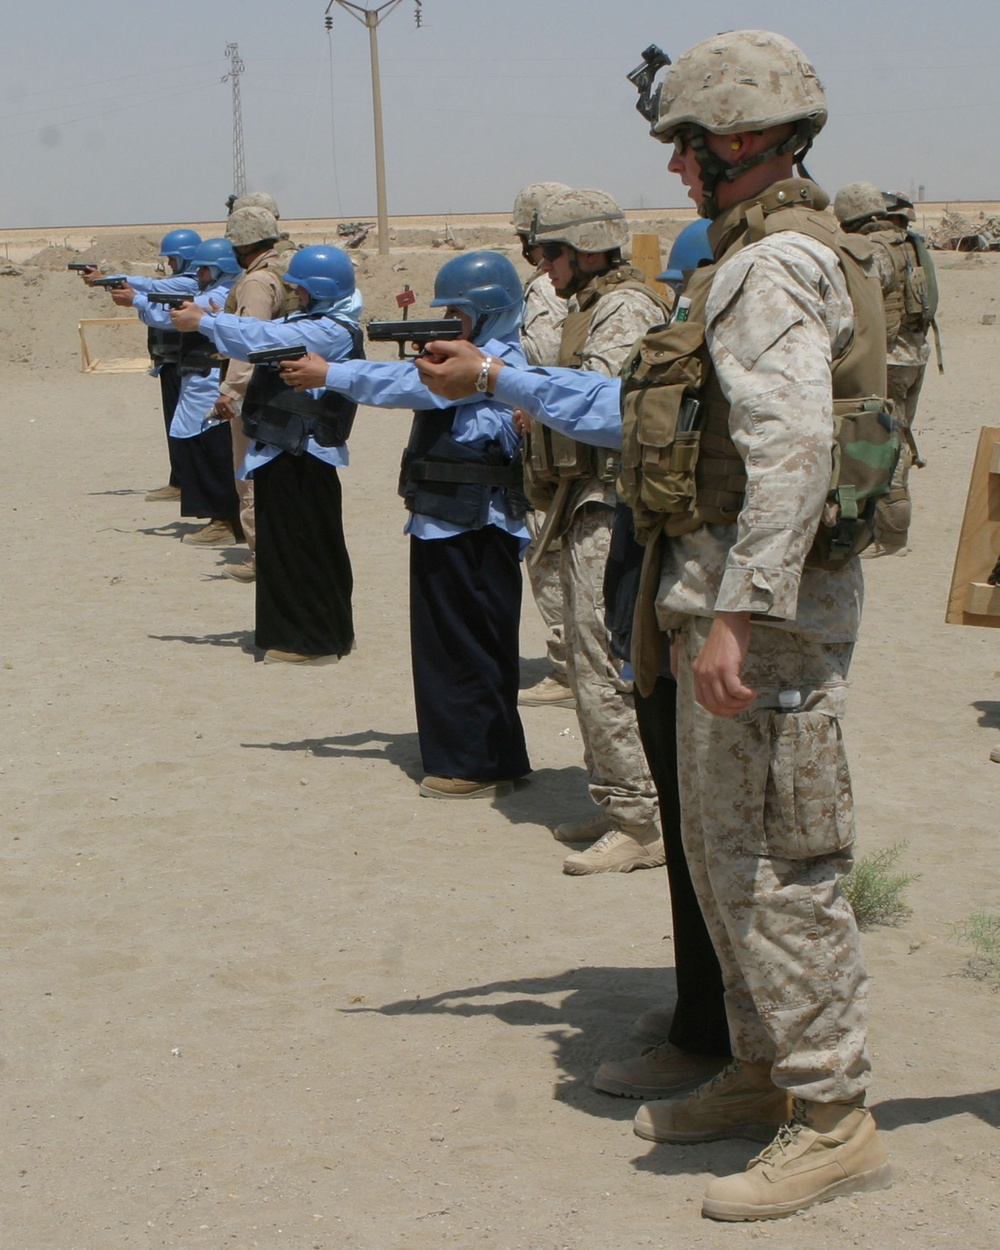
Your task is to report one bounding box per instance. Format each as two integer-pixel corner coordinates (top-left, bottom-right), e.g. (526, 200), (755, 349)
(279, 352), (329, 392)
(513, 408), (532, 435)
(213, 394), (237, 422)
(691, 611), (755, 716)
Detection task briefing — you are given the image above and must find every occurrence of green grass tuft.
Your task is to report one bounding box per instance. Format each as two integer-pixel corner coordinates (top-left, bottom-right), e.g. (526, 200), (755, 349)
(841, 842), (918, 930)
(955, 909), (1000, 987)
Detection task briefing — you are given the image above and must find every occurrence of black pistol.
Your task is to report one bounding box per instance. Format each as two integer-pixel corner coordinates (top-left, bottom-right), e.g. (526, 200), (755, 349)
(67, 262), (97, 271)
(91, 276), (127, 290)
(366, 317), (463, 360)
(146, 292), (194, 309)
(247, 344), (309, 367)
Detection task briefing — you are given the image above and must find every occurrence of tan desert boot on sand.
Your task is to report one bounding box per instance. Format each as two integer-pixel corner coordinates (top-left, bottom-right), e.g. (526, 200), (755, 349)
(633, 1061), (789, 1144)
(593, 1042), (728, 1099)
(702, 1097), (891, 1221)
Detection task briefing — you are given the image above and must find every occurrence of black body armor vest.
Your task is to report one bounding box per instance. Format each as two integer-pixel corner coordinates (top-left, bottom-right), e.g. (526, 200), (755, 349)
(398, 408), (528, 528)
(241, 316), (365, 455)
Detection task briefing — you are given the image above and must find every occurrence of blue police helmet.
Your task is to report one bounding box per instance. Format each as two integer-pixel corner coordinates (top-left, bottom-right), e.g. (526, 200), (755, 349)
(657, 218), (713, 291)
(284, 245), (355, 302)
(429, 251), (524, 344)
(191, 237), (240, 278)
(159, 228), (203, 262)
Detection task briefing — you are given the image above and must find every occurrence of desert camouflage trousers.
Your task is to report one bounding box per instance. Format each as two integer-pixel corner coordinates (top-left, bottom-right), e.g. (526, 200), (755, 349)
(231, 419), (255, 553)
(525, 509), (567, 681)
(561, 503), (658, 833)
(675, 615), (872, 1102)
(876, 362), (928, 550)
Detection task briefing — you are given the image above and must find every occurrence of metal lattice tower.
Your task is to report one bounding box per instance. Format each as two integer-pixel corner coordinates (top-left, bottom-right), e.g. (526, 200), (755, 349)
(222, 43), (246, 198)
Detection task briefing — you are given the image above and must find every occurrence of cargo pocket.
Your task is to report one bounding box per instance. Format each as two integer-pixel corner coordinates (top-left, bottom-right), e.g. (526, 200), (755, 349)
(755, 709), (855, 860)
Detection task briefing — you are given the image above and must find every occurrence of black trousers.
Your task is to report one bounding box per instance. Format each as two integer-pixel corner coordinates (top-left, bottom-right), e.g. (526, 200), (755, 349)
(158, 364), (182, 488)
(253, 453), (354, 657)
(634, 675), (731, 1057)
(169, 422), (239, 522)
(409, 527), (530, 783)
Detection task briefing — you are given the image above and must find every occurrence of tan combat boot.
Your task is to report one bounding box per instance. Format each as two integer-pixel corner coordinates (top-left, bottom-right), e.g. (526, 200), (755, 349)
(182, 519), (239, 547)
(633, 1061), (789, 1144)
(593, 1042), (728, 1099)
(552, 811), (615, 844)
(562, 824), (665, 875)
(702, 1098), (891, 1222)
(518, 674), (576, 708)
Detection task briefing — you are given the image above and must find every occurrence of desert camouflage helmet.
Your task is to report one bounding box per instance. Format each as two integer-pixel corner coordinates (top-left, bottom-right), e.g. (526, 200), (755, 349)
(232, 191), (281, 219)
(834, 181), (886, 228)
(529, 187), (629, 254)
(511, 182), (571, 234)
(225, 206), (280, 247)
(653, 29), (827, 142)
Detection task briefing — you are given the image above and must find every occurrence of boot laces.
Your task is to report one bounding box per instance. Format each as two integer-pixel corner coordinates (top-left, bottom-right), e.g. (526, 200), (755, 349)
(752, 1099), (806, 1166)
(689, 1060), (740, 1100)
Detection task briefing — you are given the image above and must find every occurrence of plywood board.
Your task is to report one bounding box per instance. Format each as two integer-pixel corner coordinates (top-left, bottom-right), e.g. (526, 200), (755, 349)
(945, 425), (1000, 627)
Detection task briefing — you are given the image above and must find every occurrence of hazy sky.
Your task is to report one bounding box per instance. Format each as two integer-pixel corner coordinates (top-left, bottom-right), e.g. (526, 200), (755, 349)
(2, 0), (997, 229)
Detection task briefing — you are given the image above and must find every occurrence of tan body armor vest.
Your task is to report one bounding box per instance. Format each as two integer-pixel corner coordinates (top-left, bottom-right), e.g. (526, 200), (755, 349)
(223, 249), (298, 318)
(524, 265), (668, 510)
(618, 178), (895, 570)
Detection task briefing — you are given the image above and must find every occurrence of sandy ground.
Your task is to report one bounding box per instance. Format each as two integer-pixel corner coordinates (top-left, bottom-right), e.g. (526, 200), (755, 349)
(2, 218), (999, 1249)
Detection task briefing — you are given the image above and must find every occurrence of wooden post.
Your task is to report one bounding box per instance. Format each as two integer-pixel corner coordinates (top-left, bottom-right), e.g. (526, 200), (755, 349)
(945, 425), (1000, 628)
(631, 233), (670, 301)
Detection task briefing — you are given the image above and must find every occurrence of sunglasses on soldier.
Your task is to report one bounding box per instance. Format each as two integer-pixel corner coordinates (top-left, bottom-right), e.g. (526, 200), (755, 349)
(538, 242), (567, 263)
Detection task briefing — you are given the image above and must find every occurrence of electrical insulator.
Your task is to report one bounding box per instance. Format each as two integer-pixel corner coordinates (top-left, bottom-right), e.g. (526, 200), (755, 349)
(325, 15), (333, 30)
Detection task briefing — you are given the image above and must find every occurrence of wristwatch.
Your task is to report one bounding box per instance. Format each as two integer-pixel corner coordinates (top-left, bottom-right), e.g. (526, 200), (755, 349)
(475, 355), (494, 395)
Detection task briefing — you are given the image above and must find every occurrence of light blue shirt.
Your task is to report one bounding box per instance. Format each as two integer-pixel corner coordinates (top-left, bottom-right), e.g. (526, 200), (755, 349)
(493, 364), (624, 450)
(113, 271), (201, 296)
(322, 336), (529, 545)
(198, 308), (361, 476)
(133, 277), (233, 439)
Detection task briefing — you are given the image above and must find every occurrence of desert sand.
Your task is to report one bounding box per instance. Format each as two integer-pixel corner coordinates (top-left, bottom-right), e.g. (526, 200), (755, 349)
(1, 214), (999, 1249)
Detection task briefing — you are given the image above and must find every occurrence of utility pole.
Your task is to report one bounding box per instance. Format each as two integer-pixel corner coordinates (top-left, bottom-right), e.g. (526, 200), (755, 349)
(326, 1), (413, 255)
(222, 43), (246, 198)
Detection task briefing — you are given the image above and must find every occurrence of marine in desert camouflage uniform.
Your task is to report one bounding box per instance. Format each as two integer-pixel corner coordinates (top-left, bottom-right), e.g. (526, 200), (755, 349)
(527, 188), (668, 874)
(415, 28), (892, 1222)
(835, 181), (940, 554)
(510, 182), (573, 707)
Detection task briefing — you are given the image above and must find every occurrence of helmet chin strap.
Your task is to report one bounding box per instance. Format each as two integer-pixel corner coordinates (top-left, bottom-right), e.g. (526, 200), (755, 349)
(690, 120), (815, 219)
(556, 249), (621, 298)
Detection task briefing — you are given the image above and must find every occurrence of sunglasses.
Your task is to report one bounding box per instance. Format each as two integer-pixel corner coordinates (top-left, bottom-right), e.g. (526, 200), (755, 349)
(538, 242), (567, 263)
(672, 130), (692, 157)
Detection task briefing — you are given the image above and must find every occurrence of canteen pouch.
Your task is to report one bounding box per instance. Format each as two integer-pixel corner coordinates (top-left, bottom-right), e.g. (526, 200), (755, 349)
(807, 397), (901, 569)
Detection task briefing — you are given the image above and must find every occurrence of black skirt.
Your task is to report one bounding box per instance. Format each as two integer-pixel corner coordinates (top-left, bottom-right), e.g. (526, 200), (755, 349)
(253, 451), (354, 658)
(409, 527), (529, 782)
(170, 421), (239, 520)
